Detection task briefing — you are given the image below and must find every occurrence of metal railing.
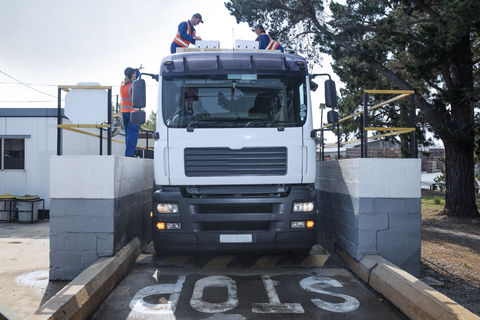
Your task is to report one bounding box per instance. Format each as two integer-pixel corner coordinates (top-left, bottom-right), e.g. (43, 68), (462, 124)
(319, 90), (416, 159)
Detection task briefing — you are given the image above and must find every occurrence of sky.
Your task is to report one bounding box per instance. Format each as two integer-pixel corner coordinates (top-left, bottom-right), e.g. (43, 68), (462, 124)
(0, 0), (341, 142)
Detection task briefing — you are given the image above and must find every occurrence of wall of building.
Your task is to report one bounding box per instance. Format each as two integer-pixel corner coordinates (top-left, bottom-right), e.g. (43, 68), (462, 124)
(316, 158), (422, 277)
(49, 156), (153, 280)
(0, 109), (126, 210)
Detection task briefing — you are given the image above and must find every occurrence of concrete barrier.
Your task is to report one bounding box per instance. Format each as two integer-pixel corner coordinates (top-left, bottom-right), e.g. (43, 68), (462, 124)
(26, 237), (141, 320)
(49, 155), (153, 280)
(339, 251), (479, 320)
(316, 158), (422, 277)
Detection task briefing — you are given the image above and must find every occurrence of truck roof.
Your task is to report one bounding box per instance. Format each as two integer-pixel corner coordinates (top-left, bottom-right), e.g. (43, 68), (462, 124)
(160, 51), (309, 77)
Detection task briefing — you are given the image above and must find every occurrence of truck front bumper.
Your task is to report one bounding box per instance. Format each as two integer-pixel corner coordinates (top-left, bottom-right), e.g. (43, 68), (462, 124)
(152, 185), (318, 252)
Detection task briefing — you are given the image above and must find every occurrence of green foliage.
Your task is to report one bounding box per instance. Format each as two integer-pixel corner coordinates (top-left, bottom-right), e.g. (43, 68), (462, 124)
(226, 0), (480, 217)
(142, 111), (156, 131)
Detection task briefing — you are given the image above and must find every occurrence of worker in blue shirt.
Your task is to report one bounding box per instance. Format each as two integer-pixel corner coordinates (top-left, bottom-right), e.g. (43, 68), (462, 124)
(171, 13), (203, 54)
(254, 24), (284, 52)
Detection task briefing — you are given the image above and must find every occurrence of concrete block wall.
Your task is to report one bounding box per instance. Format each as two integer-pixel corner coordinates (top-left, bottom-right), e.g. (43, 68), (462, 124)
(316, 158), (422, 277)
(49, 155), (153, 280)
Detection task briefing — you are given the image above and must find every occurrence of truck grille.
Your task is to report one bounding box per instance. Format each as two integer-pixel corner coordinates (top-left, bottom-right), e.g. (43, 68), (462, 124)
(184, 147), (287, 177)
(203, 221), (269, 231)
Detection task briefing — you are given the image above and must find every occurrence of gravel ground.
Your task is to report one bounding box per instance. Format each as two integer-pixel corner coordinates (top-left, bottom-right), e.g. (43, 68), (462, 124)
(421, 190), (480, 316)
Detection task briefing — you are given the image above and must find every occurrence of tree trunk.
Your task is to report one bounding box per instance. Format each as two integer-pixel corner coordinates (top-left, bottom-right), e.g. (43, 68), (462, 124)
(442, 140), (479, 217)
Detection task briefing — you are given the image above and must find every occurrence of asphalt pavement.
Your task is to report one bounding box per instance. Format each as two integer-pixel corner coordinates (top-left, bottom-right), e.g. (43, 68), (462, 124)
(0, 220), (68, 319)
(1, 219), (478, 320)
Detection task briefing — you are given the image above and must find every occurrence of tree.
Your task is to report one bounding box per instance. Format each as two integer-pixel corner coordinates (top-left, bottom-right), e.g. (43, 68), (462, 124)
(142, 110), (156, 131)
(226, 0), (480, 217)
(333, 55), (433, 158)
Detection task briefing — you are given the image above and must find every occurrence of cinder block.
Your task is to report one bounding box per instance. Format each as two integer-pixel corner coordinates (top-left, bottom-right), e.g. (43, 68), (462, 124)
(50, 233), (67, 251)
(357, 197), (375, 214)
(50, 215), (113, 233)
(65, 233), (97, 252)
(50, 251), (82, 268)
(387, 213), (421, 231)
(81, 250), (99, 267)
(96, 233), (115, 256)
(406, 198), (421, 214)
(358, 213), (389, 231)
(375, 198), (406, 214)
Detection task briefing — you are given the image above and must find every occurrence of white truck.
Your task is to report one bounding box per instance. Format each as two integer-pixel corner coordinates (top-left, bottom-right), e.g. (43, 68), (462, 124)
(132, 47), (336, 254)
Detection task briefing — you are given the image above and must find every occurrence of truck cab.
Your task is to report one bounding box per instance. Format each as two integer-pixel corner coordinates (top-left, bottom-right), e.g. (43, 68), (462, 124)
(133, 49), (334, 254)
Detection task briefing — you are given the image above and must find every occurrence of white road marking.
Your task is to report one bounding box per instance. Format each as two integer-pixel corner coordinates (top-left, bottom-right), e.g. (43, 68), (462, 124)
(190, 276), (239, 313)
(300, 276), (360, 313)
(129, 275), (186, 314)
(252, 275), (304, 313)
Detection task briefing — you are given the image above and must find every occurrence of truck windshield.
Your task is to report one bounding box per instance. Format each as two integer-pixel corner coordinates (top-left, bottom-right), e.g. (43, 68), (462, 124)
(162, 75), (308, 128)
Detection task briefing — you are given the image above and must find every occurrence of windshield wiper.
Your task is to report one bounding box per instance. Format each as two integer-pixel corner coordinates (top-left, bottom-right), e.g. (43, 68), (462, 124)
(244, 120), (298, 127)
(186, 121), (227, 132)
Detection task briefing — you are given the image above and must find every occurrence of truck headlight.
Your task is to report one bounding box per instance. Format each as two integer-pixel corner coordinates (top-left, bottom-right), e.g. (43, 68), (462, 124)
(293, 202), (314, 212)
(157, 203), (178, 214)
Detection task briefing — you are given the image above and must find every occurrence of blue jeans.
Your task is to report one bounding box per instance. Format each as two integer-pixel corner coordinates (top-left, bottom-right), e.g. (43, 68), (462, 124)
(122, 112), (139, 157)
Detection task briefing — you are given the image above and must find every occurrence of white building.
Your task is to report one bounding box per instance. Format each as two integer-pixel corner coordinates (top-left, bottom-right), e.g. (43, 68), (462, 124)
(0, 108), (128, 210)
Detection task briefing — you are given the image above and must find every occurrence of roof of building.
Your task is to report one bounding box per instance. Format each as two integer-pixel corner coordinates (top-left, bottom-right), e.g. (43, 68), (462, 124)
(0, 108), (66, 118)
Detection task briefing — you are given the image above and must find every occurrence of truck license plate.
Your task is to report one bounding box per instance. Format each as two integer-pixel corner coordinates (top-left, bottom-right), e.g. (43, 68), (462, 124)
(219, 234), (253, 243)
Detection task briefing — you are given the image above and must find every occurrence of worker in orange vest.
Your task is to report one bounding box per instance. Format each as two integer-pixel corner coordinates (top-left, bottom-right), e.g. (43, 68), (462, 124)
(170, 13), (203, 54)
(254, 24), (284, 52)
(120, 64), (143, 157)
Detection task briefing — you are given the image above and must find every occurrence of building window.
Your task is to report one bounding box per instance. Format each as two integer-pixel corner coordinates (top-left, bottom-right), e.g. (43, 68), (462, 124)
(2, 139), (25, 169)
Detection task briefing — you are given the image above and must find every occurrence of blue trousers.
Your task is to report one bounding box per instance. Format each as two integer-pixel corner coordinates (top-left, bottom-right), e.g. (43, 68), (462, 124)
(122, 112), (139, 157)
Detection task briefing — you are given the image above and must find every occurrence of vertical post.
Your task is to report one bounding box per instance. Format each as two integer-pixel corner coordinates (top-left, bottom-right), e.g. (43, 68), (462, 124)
(108, 88), (112, 155)
(363, 92), (369, 158)
(411, 93), (415, 158)
(320, 104), (324, 162)
(337, 122), (340, 159)
(99, 128), (103, 155)
(146, 132), (149, 153)
(360, 114), (364, 158)
(116, 94), (119, 114)
(321, 130), (325, 161)
(57, 87), (62, 156)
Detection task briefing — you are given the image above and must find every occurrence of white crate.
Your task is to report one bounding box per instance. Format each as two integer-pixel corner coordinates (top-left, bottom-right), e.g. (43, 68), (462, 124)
(195, 40), (220, 49)
(235, 40), (259, 50)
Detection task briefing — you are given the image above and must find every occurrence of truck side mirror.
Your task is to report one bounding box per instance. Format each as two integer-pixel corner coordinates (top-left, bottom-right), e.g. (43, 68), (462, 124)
(325, 79), (337, 108)
(132, 78), (146, 109)
(327, 110), (339, 124)
(130, 110), (146, 125)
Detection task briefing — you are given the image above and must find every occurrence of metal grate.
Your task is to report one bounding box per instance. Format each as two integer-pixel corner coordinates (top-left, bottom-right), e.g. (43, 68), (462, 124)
(184, 147), (287, 177)
(202, 221), (269, 231)
(198, 204), (271, 214)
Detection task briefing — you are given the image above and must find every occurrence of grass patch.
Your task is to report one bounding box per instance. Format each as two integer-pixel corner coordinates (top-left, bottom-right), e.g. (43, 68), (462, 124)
(421, 190), (480, 210)
(421, 196), (445, 210)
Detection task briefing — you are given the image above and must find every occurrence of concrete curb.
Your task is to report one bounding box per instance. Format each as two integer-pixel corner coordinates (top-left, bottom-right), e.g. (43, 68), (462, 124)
(26, 237), (142, 320)
(338, 250), (480, 320)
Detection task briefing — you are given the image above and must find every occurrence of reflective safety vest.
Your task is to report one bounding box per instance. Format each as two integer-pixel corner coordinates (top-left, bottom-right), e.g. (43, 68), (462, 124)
(120, 81), (135, 113)
(263, 33), (281, 51)
(173, 21), (196, 48)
